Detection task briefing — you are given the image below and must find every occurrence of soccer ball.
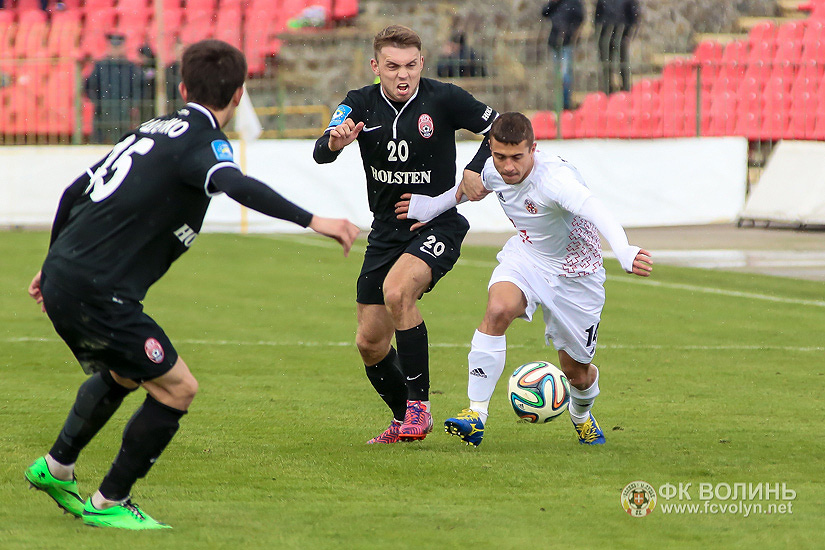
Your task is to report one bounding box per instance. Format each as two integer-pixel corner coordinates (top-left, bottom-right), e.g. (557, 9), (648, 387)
(508, 361), (571, 423)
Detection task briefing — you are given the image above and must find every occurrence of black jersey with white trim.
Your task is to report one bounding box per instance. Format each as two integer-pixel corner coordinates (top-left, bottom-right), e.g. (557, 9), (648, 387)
(317, 78), (496, 222)
(43, 103), (240, 302)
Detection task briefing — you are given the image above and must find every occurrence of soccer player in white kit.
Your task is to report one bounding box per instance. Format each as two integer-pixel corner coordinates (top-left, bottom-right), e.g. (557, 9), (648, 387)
(395, 112), (653, 447)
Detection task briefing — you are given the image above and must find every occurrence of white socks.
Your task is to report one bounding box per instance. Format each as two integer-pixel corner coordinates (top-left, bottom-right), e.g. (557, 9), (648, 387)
(568, 365), (600, 424)
(467, 330), (507, 423)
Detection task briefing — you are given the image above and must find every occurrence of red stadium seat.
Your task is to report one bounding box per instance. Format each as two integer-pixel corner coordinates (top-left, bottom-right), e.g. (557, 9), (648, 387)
(604, 91), (632, 138)
(332, 0), (359, 20)
(705, 90), (737, 136)
(693, 40), (723, 91)
(13, 21), (49, 59)
(759, 109), (789, 141)
(734, 110), (761, 140)
(46, 14), (82, 59)
(630, 77), (660, 96)
(714, 40), (748, 95)
(630, 89), (661, 138)
(577, 92), (608, 138)
(748, 20), (777, 45)
(560, 109), (578, 139)
(777, 20), (806, 43)
(214, 8), (242, 49)
(0, 14), (16, 59)
(808, 109), (825, 139)
(185, 0), (217, 11)
(531, 111), (557, 140)
(787, 87), (818, 138)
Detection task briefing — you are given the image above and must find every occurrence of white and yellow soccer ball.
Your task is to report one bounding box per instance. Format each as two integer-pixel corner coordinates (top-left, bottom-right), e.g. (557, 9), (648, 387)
(508, 361), (571, 423)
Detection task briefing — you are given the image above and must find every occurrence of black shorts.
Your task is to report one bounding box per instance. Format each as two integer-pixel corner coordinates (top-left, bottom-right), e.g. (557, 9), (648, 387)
(40, 274), (178, 382)
(357, 211), (470, 305)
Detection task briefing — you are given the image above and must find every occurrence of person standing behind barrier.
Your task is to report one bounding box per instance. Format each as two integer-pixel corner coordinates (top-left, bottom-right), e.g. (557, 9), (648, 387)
(542, 0), (584, 111)
(85, 33), (144, 144)
(595, 0), (640, 94)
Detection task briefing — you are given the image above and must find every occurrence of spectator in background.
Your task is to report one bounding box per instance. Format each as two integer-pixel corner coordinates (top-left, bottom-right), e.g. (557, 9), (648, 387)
(138, 44), (156, 122)
(542, 0), (584, 110)
(436, 31), (486, 78)
(85, 33), (144, 144)
(595, 0), (640, 94)
(165, 40), (185, 112)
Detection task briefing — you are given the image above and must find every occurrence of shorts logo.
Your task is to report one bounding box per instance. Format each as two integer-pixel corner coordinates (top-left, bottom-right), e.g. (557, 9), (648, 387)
(329, 104), (352, 127)
(211, 140), (234, 161)
(144, 338), (165, 364)
(524, 199), (538, 214)
(620, 481), (657, 518)
(418, 114), (434, 138)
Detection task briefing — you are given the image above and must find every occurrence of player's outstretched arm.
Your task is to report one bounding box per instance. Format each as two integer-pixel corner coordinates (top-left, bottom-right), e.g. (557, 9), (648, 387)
(578, 196), (653, 275)
(328, 118), (364, 152)
(308, 216), (360, 257)
(395, 181), (473, 230)
(210, 168), (360, 256)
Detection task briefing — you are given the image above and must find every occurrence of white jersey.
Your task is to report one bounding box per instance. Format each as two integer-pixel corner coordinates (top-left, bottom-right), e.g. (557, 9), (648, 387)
(481, 150), (603, 277)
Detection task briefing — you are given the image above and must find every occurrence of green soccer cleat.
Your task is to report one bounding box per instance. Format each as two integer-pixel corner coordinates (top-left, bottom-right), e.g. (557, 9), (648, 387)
(82, 498), (172, 530)
(572, 412), (606, 445)
(25, 456), (85, 518)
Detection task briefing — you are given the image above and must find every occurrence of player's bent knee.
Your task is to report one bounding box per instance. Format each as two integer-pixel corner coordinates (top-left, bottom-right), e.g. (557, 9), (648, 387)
(483, 301), (521, 331)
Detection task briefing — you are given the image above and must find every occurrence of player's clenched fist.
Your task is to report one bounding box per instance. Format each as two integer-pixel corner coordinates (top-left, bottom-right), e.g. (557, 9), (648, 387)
(328, 118), (365, 152)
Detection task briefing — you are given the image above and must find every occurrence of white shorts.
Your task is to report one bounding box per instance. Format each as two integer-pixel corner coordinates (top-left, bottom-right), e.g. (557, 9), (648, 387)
(489, 245), (606, 363)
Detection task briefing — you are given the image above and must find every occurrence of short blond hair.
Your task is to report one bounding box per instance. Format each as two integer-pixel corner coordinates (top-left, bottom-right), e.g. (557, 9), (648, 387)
(373, 25), (422, 58)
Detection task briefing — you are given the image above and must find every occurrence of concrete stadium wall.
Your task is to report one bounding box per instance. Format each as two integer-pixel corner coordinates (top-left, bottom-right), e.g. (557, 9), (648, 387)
(0, 137), (747, 233)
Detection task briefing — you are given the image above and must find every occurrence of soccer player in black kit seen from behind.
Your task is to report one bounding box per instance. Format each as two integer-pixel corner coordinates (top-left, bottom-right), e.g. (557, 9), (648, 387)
(313, 25), (498, 444)
(25, 39), (359, 530)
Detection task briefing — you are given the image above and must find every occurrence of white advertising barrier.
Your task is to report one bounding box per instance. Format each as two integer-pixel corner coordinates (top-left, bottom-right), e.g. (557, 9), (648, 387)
(1, 137), (747, 231)
(739, 140), (825, 226)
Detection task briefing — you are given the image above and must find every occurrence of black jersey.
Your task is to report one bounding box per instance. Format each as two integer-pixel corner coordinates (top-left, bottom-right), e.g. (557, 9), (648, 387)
(315, 78), (496, 222)
(43, 103), (241, 302)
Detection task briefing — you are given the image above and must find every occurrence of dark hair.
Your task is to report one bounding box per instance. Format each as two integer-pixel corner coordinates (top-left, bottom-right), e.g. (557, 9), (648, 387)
(490, 112), (534, 146)
(181, 39), (247, 110)
(373, 25), (422, 58)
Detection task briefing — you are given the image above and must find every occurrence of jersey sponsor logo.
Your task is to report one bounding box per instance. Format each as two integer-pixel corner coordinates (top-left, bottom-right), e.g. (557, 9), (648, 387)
(329, 104), (352, 127)
(139, 117), (189, 138)
(524, 199), (538, 214)
(211, 140), (234, 161)
(482, 106), (493, 121)
(173, 224), (198, 247)
(418, 113), (434, 138)
(144, 338), (165, 364)
(370, 166), (432, 185)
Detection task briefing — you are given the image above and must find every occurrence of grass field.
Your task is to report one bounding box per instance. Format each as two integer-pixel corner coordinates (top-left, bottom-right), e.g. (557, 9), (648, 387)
(1, 230), (823, 549)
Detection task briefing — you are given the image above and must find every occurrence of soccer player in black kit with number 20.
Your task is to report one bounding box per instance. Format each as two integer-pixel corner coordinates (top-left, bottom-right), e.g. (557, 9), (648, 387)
(314, 25), (498, 444)
(24, 39), (359, 530)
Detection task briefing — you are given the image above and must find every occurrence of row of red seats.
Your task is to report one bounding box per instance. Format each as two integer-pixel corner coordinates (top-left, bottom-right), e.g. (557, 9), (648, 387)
(0, 0), (358, 73)
(534, 15), (825, 141)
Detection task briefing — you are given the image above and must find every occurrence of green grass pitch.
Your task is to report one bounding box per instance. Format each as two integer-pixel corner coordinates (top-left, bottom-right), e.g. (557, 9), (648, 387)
(1, 230), (823, 549)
